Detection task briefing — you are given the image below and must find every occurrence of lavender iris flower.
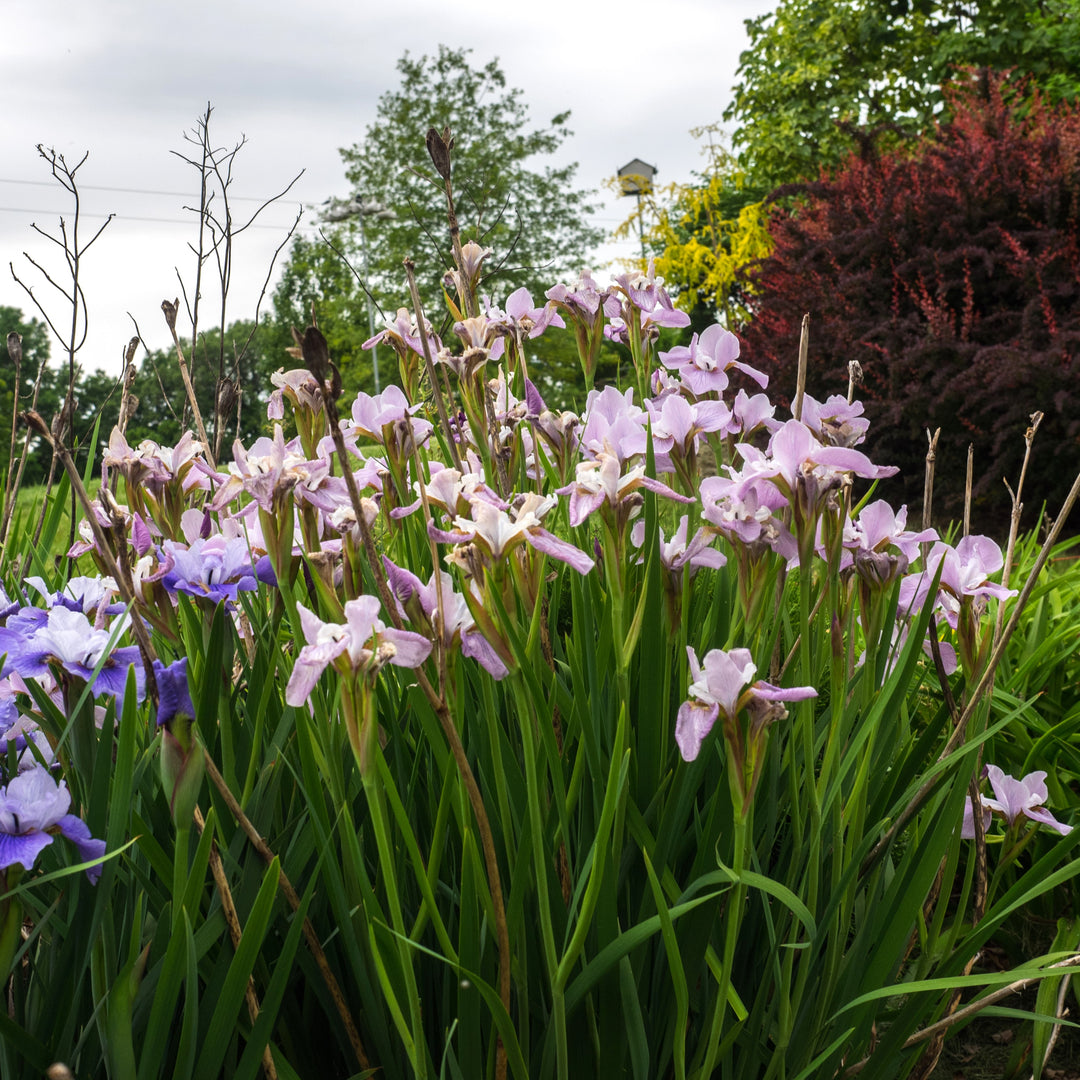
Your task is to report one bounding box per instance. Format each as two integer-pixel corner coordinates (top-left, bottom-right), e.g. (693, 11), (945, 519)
(383, 560), (509, 679)
(153, 658), (195, 727)
(963, 765), (1071, 837)
(438, 494), (596, 576)
(161, 536), (260, 605)
(2, 607), (144, 704)
(676, 646), (817, 763)
(659, 324), (767, 397)
(0, 766), (106, 882)
(285, 595), (433, 705)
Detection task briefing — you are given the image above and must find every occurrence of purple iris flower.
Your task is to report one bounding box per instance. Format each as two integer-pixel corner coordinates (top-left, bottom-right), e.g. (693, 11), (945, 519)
(383, 560), (509, 680)
(546, 270), (607, 324)
(646, 393), (732, 459)
(729, 390), (778, 439)
(161, 536), (260, 605)
(659, 324), (767, 397)
(607, 261), (691, 332)
(557, 452), (692, 530)
(0, 765), (106, 882)
(23, 575), (126, 620)
(676, 646), (818, 763)
(213, 425), (315, 515)
(285, 595), (433, 706)
(363, 307), (442, 360)
(963, 765), (1071, 837)
(267, 368), (326, 421)
(898, 536), (1015, 628)
(578, 386), (649, 463)
(153, 658), (195, 727)
(736, 420), (897, 499)
(2, 607), (144, 705)
(799, 393), (870, 448)
(630, 516), (727, 575)
(699, 474), (796, 559)
(437, 494), (595, 576)
(348, 385), (433, 451)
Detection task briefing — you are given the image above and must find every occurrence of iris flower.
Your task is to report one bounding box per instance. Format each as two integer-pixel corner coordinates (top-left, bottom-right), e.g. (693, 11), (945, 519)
(676, 646), (817, 763)
(0, 607), (144, 705)
(0, 766), (106, 882)
(963, 765), (1071, 837)
(285, 595), (432, 706)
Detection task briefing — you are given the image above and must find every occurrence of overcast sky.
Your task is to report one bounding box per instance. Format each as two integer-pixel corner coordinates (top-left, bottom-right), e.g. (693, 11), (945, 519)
(1, 0), (774, 376)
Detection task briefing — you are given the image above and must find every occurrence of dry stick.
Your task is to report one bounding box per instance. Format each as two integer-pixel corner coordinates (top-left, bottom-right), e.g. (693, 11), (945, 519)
(2, 332), (23, 529)
(963, 444), (974, 538)
(1033, 978), (1072, 1080)
(922, 428), (941, 533)
(769, 318), (811, 680)
(426, 126), (479, 322)
(842, 952), (1080, 1076)
(405, 439), (450, 700)
(116, 337), (140, 439)
(846, 359), (863, 406)
(777, 587), (829, 681)
(914, 423), (1050, 1075)
(299, 326), (511, 1080)
(161, 298), (214, 470)
(862, 462), (1080, 877)
(996, 412), (1043, 646)
(0, 294), (55, 550)
(193, 806), (277, 1080)
(403, 259), (464, 473)
(792, 313), (810, 421)
(200, 756), (370, 1073)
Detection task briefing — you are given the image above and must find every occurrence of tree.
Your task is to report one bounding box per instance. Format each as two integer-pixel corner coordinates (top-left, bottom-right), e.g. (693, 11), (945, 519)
(737, 73), (1080, 528)
(724, 0), (1080, 195)
(272, 46), (604, 396)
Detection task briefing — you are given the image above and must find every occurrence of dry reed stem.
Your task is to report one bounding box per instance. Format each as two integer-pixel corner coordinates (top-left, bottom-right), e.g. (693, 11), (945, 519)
(403, 259), (463, 473)
(862, 461), (1080, 877)
(299, 326), (510, 1080)
(24, 410), (364, 1073)
(161, 298), (214, 469)
(846, 359), (863, 405)
(922, 427), (940, 533)
(996, 411), (1043, 647)
(793, 313), (809, 421)
(843, 952), (1080, 1076)
(963, 444), (973, 537)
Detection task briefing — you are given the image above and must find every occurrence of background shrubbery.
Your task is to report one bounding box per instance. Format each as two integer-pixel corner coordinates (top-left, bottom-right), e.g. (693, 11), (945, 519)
(737, 74), (1080, 528)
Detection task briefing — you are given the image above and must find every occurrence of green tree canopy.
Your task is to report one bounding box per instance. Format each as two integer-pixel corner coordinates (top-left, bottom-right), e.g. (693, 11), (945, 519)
(272, 45), (605, 397)
(724, 0), (1080, 194)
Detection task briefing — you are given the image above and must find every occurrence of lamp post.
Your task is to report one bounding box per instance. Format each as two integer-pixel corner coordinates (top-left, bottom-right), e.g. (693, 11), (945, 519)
(616, 158), (657, 266)
(321, 196), (396, 393)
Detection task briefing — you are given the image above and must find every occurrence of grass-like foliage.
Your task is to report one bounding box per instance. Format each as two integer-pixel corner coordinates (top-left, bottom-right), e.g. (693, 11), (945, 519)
(1, 137), (1079, 1080)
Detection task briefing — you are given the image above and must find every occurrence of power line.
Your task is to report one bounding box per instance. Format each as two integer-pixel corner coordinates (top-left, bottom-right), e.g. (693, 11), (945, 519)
(0, 175), (294, 203)
(0, 206), (312, 230)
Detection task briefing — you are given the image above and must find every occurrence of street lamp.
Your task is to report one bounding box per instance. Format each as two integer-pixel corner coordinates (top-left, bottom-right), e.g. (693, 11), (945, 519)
(616, 158), (657, 265)
(320, 195), (396, 393)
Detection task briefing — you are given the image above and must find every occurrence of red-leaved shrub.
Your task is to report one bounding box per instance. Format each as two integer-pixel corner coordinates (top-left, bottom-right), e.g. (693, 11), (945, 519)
(739, 72), (1080, 530)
